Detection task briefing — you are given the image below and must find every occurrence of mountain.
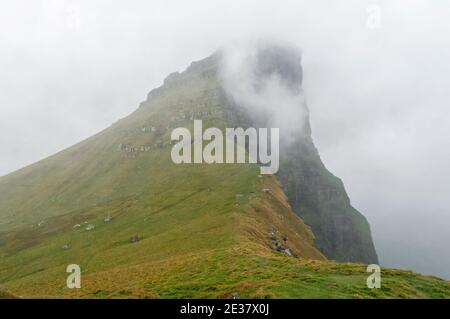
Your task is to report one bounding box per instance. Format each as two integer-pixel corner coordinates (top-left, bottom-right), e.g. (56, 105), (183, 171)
(0, 44), (448, 298)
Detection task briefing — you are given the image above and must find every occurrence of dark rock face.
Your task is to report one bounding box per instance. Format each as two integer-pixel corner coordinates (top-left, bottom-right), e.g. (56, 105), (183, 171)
(217, 43), (378, 264)
(253, 44), (303, 93)
(277, 131), (379, 264)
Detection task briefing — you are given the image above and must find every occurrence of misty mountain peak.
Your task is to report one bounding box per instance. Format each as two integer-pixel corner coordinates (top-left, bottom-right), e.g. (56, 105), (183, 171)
(252, 43), (303, 92)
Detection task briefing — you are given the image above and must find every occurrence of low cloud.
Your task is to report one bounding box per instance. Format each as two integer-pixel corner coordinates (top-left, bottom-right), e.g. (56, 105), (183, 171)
(219, 39), (308, 144)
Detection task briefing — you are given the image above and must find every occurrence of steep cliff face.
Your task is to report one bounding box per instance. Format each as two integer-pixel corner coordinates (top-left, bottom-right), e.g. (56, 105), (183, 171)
(277, 131), (379, 264)
(217, 43), (378, 264)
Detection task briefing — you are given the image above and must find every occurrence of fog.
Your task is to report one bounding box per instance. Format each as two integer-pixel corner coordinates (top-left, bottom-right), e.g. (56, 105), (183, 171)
(220, 39), (308, 143)
(1, 0), (449, 278)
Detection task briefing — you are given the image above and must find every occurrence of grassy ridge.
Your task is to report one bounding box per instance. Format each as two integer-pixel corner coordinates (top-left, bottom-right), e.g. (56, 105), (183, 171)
(1, 165), (448, 298)
(4, 244), (449, 299)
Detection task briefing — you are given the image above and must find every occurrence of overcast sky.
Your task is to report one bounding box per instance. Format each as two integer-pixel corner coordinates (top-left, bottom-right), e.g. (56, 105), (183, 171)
(1, 0), (449, 278)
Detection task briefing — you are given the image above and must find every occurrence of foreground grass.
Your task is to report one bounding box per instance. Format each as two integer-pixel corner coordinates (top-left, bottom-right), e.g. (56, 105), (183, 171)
(0, 289), (16, 299)
(4, 243), (449, 299)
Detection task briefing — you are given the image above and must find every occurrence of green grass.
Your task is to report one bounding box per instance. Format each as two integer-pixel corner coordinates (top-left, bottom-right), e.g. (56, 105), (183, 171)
(6, 243), (447, 299)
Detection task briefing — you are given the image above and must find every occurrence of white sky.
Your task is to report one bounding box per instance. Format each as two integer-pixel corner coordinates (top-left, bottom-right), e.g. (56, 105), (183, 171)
(1, 0), (449, 278)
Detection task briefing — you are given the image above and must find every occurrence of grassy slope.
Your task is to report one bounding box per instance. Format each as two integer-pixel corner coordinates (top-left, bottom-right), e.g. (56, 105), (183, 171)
(0, 63), (449, 298)
(1, 172), (448, 298)
(0, 288), (16, 299)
